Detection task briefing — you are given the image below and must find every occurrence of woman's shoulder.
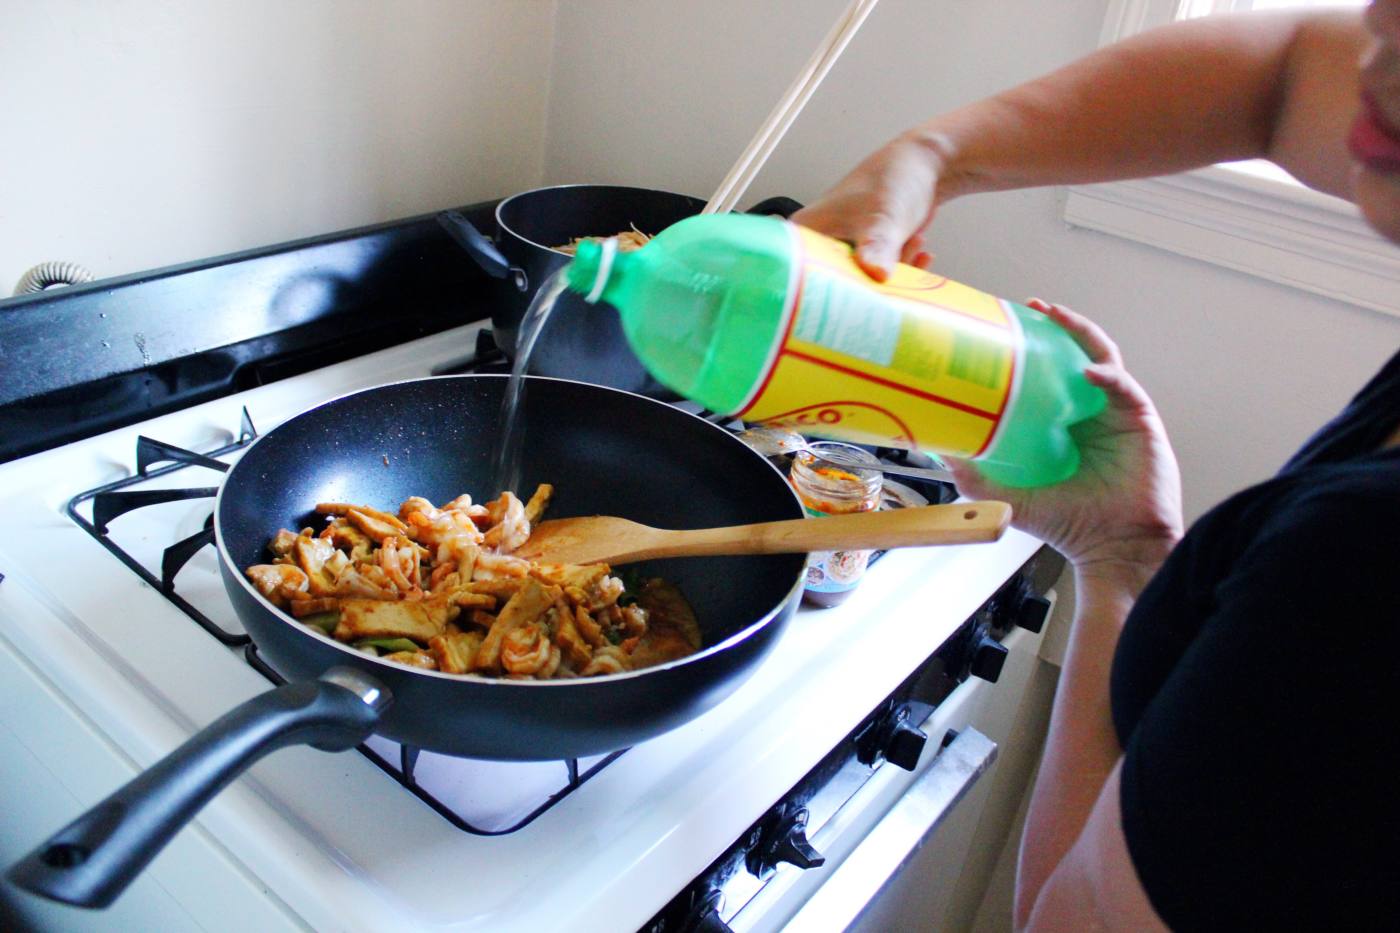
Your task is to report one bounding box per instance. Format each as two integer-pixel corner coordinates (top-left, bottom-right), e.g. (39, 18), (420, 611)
(1219, 456), (1400, 599)
(1185, 453), (1399, 562)
(1264, 455), (1400, 531)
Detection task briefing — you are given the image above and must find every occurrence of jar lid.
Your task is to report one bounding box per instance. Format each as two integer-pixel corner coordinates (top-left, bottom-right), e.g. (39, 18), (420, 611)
(792, 442), (883, 498)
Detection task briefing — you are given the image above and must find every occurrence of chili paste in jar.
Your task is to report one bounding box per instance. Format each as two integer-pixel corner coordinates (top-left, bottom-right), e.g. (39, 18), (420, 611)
(789, 442), (883, 607)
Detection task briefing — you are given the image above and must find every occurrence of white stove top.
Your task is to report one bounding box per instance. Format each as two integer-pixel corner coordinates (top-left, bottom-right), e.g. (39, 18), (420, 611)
(0, 324), (1042, 932)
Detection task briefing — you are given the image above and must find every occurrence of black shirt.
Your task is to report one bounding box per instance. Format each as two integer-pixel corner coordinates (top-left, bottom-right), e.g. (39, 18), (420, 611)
(1111, 348), (1400, 931)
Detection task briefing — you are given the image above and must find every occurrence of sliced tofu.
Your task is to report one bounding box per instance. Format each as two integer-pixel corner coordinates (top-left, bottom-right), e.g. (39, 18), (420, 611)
(474, 577), (562, 674)
(430, 631), (486, 675)
(294, 535), (340, 596)
(335, 598), (447, 644)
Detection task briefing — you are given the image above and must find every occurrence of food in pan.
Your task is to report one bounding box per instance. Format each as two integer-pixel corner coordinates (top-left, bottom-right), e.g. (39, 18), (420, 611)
(554, 225), (652, 256)
(244, 485), (701, 679)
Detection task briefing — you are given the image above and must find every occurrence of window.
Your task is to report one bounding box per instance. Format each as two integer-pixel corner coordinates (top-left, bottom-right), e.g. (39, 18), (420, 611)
(1063, 0), (1399, 317)
(1181, 1), (1362, 14)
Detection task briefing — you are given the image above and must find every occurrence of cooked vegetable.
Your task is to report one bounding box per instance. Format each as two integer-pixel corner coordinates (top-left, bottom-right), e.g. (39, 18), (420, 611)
(354, 637), (422, 654)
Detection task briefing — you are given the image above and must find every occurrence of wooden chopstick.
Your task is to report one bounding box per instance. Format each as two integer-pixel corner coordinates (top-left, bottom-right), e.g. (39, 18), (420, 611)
(702, 0), (880, 215)
(703, 0), (872, 215)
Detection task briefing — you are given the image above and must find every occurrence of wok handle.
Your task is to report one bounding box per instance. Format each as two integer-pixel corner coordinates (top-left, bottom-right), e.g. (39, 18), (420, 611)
(436, 210), (529, 291)
(7, 667), (391, 909)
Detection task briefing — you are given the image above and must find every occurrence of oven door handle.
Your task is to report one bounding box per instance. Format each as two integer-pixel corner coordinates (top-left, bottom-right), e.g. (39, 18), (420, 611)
(780, 727), (998, 931)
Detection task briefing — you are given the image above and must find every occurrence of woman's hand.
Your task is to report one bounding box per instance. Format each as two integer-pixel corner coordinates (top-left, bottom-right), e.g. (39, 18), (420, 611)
(791, 131), (952, 281)
(950, 300), (1184, 586)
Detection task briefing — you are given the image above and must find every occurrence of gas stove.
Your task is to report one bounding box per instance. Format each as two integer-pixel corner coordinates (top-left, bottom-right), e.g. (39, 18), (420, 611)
(0, 207), (1059, 932)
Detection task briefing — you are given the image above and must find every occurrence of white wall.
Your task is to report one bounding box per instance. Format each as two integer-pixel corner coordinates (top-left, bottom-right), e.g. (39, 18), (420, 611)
(543, 0), (1400, 519)
(0, 0), (555, 293)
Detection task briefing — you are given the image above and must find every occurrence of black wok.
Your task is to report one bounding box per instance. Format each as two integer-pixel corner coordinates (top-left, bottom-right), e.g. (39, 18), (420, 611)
(9, 375), (806, 908)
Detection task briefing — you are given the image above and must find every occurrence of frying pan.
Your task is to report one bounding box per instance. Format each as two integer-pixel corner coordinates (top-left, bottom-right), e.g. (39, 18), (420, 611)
(9, 375), (806, 908)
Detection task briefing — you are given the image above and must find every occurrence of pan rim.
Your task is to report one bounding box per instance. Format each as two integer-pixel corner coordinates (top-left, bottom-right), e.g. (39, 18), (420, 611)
(493, 184), (707, 257)
(214, 373), (806, 688)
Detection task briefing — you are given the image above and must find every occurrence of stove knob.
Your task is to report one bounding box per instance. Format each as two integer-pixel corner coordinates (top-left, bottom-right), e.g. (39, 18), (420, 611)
(772, 808), (825, 871)
(748, 806), (826, 877)
(884, 707), (928, 771)
(689, 890), (732, 933)
(1014, 592), (1052, 633)
(969, 633), (1008, 683)
(855, 703), (928, 771)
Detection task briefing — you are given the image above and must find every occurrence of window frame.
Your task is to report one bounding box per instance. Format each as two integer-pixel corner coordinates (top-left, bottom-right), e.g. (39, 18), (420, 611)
(1062, 0), (1399, 318)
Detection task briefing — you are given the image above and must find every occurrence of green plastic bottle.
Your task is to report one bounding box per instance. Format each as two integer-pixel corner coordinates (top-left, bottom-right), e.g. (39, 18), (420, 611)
(565, 213), (1105, 487)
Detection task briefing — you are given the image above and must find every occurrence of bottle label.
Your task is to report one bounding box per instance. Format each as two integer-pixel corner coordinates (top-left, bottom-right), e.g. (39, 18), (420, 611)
(734, 224), (1022, 457)
(801, 504), (872, 593)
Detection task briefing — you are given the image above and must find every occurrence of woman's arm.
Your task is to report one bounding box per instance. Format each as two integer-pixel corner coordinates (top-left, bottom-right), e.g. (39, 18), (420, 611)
(945, 302), (1182, 930)
(1023, 763), (1165, 932)
(794, 10), (1365, 277)
(1015, 568), (1161, 932)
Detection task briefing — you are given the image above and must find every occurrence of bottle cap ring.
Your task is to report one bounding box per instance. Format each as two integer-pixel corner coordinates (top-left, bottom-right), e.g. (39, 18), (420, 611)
(585, 237), (618, 304)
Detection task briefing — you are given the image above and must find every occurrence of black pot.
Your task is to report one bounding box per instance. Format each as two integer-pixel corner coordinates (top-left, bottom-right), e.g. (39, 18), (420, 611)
(438, 185), (801, 396)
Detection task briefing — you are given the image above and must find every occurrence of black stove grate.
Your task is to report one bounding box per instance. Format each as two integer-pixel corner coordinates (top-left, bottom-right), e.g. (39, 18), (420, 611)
(241, 641), (624, 835)
(65, 409), (259, 646)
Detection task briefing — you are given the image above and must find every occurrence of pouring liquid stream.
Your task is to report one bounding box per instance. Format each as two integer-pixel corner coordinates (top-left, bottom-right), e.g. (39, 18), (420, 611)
(492, 269), (569, 496)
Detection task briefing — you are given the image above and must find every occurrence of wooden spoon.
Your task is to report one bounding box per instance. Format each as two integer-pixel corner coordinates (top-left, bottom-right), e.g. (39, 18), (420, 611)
(514, 501), (1011, 567)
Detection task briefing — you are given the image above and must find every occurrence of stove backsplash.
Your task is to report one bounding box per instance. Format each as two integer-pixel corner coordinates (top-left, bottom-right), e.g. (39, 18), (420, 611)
(0, 202), (503, 463)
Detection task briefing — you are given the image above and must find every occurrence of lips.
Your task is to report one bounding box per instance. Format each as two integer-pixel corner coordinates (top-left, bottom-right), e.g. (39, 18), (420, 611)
(1349, 96), (1400, 173)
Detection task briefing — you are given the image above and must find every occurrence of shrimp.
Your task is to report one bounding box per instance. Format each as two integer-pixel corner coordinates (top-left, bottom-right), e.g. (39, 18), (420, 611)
(378, 535), (424, 597)
(334, 562), (400, 600)
(403, 498), (485, 564)
(440, 493), (489, 520)
(501, 621), (558, 676)
(481, 491), (530, 552)
(580, 645), (631, 677)
(474, 549), (531, 580)
(594, 574), (625, 609)
(620, 603), (649, 637)
(398, 496), (438, 522)
(428, 560), (458, 592)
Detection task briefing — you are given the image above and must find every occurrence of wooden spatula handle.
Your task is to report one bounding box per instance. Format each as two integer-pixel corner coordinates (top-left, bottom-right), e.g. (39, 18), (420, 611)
(650, 501), (1012, 559)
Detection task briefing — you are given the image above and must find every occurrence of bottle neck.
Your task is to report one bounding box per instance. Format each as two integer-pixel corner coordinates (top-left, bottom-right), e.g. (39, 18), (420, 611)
(565, 238), (620, 304)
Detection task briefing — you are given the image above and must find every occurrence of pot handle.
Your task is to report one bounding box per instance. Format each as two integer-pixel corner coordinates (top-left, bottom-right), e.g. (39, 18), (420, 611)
(6, 667), (391, 909)
(437, 210), (529, 291)
(744, 196), (804, 218)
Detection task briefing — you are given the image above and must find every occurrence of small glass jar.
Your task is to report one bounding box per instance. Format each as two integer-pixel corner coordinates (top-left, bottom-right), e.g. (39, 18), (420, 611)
(789, 442), (883, 608)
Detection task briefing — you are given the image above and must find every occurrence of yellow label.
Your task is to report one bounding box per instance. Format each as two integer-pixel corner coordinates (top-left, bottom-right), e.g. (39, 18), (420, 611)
(737, 225), (1020, 457)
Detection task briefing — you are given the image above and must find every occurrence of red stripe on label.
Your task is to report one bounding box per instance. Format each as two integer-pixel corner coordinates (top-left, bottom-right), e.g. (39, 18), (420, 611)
(785, 349), (1001, 421)
(971, 337), (1016, 457)
(737, 263), (804, 419)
